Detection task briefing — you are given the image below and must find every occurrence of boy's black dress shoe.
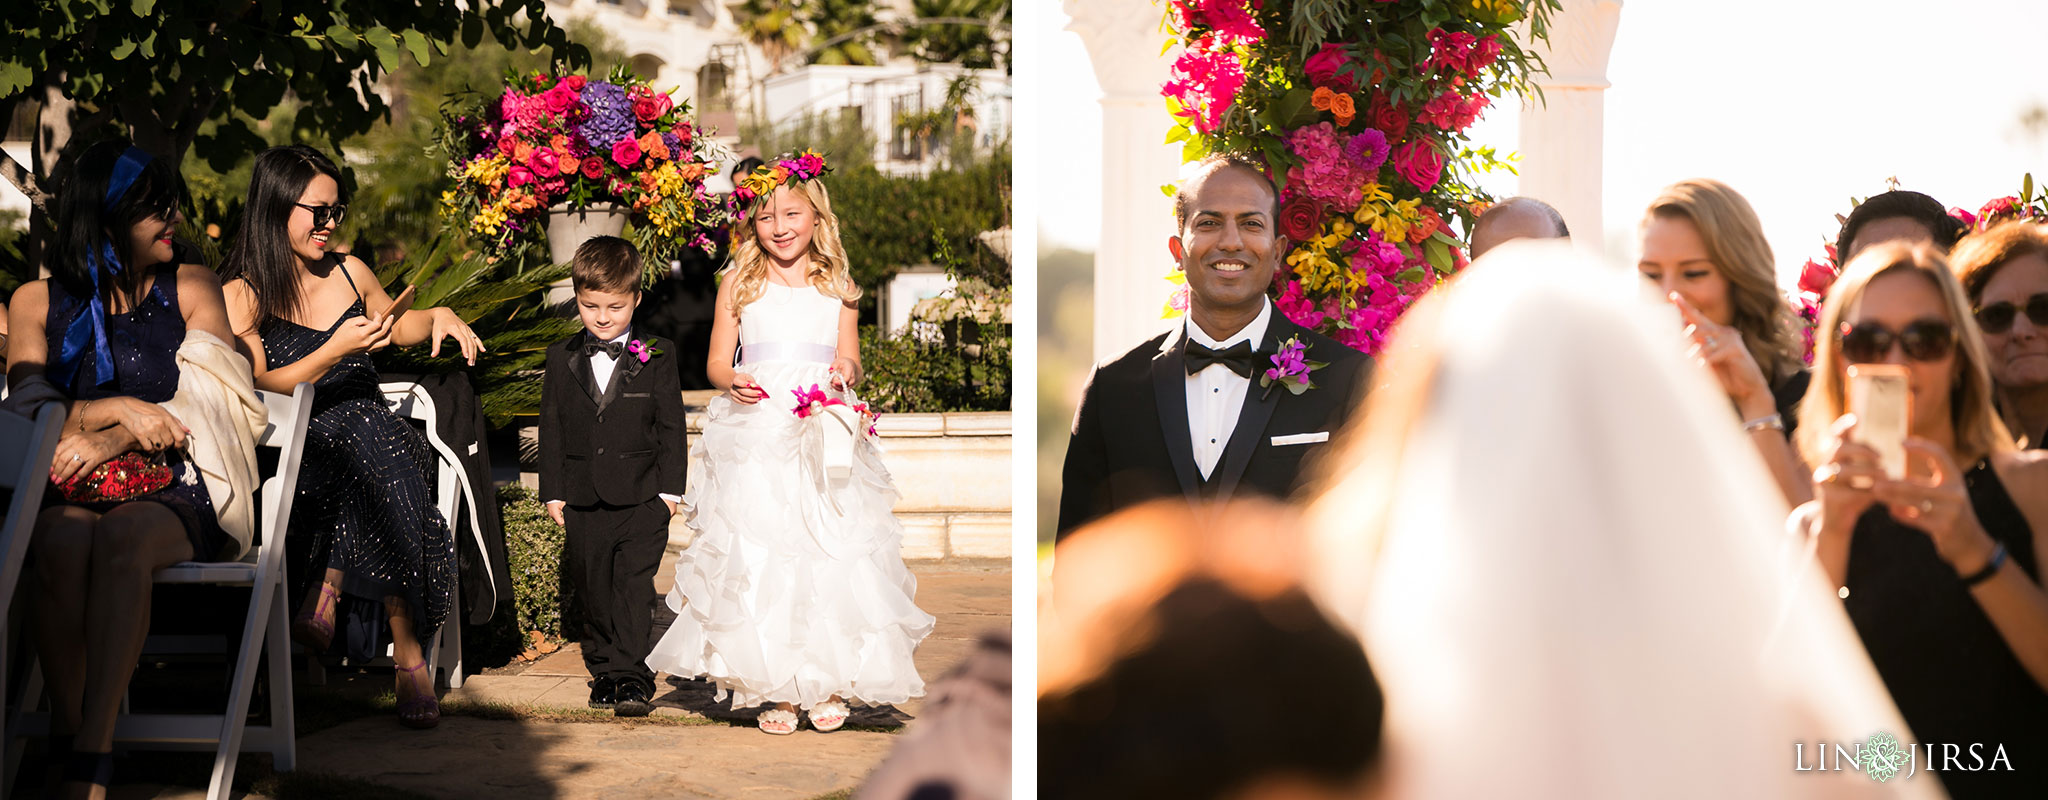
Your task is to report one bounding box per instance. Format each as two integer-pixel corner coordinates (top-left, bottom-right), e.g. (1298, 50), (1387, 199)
(614, 680), (654, 717)
(588, 676), (617, 709)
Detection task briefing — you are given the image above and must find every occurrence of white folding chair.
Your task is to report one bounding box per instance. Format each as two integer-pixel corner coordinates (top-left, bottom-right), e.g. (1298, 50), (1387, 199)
(7, 382), (312, 800)
(377, 380), (480, 690)
(0, 404), (67, 755)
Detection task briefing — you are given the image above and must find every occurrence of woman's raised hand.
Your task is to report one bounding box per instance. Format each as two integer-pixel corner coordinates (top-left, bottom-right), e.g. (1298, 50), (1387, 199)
(728, 373), (766, 405)
(1670, 292), (1772, 413)
(426, 307), (485, 365)
(1812, 414), (1886, 531)
(1871, 438), (1998, 568)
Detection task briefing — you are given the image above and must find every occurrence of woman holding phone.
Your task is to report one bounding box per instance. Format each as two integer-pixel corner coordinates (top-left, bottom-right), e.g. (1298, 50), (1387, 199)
(1637, 179), (1812, 506)
(219, 145), (480, 728)
(1797, 242), (2048, 798)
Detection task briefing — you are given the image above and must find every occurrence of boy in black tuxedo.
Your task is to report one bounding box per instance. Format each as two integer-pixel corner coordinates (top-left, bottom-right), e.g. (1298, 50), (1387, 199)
(1057, 156), (1372, 540)
(540, 236), (687, 717)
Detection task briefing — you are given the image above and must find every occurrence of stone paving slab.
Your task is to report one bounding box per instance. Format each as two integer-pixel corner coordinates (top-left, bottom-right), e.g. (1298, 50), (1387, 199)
(297, 716), (900, 799)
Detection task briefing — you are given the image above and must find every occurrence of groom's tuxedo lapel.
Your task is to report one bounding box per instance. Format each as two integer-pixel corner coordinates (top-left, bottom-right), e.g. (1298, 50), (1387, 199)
(1210, 317), (1289, 504)
(1149, 325), (1202, 503)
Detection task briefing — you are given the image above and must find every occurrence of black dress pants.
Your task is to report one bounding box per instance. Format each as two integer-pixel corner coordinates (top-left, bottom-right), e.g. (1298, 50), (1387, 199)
(564, 498), (667, 690)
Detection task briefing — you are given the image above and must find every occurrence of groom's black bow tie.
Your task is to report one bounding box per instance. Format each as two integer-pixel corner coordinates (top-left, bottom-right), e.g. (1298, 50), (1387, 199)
(1184, 339), (1258, 379)
(583, 340), (626, 360)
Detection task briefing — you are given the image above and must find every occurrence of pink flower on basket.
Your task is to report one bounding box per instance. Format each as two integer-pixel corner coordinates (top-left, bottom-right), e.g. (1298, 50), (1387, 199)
(790, 384), (845, 419)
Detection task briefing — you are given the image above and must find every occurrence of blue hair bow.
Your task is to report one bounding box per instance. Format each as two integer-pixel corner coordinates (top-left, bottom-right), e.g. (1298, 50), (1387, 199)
(50, 146), (153, 391)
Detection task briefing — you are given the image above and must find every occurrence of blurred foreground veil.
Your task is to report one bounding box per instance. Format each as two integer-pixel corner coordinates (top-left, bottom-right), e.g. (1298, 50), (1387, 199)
(1303, 242), (1940, 799)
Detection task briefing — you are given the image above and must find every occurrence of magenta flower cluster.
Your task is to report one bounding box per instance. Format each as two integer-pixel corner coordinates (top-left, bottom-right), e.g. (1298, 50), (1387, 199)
(1286, 123), (1387, 208)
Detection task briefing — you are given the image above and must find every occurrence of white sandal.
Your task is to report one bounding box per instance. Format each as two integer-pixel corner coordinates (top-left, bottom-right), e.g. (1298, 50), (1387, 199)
(758, 707), (798, 735)
(809, 700), (849, 733)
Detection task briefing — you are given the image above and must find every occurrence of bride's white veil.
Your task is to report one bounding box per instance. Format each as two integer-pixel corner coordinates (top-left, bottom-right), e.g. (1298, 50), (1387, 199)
(1305, 242), (1940, 798)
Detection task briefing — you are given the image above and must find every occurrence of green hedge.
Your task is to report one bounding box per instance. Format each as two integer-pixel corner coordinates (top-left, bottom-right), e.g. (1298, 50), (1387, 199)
(496, 484), (573, 642)
(858, 322), (1011, 413)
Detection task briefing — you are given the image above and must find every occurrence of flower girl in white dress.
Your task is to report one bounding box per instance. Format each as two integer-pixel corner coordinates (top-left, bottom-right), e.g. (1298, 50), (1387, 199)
(645, 152), (934, 735)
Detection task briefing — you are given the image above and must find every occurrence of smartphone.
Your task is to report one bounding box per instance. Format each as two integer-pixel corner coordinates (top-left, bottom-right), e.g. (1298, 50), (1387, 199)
(1847, 364), (1912, 481)
(378, 284), (418, 325)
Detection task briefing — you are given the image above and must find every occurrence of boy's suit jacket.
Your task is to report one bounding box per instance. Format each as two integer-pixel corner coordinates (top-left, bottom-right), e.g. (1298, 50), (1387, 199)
(540, 331), (688, 508)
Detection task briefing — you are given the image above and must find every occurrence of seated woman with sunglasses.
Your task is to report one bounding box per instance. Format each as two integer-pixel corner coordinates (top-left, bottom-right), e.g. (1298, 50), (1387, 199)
(1796, 242), (2048, 798)
(1638, 179), (1812, 506)
(218, 145), (483, 729)
(1951, 221), (2048, 449)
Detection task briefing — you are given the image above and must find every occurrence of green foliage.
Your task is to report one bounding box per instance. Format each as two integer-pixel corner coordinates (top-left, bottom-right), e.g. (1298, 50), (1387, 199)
(0, 0), (590, 173)
(829, 146), (1010, 292)
(493, 484), (573, 642)
(0, 209), (26, 296)
(370, 239), (582, 426)
(733, 0), (808, 73)
(807, 0), (885, 67)
(904, 0), (1011, 71)
(857, 319), (1010, 413)
(740, 107), (877, 170)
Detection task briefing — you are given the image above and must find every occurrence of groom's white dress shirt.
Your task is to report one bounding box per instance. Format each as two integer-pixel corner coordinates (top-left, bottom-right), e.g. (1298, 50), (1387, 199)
(1184, 299), (1272, 480)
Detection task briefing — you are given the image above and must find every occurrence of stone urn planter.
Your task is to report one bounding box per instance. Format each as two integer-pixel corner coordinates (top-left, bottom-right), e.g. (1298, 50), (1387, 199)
(545, 203), (630, 304)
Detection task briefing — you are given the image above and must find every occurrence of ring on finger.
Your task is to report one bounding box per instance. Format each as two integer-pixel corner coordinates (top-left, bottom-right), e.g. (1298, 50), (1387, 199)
(1917, 500), (1933, 513)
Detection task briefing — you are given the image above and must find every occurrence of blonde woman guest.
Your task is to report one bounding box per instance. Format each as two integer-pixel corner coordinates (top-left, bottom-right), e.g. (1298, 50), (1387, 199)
(1306, 242), (1929, 798)
(1638, 179), (1812, 505)
(1950, 221), (2048, 448)
(1798, 242), (2048, 798)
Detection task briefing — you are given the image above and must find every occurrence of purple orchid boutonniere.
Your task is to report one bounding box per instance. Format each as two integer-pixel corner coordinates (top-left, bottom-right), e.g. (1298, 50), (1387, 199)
(1259, 336), (1328, 399)
(625, 338), (663, 364)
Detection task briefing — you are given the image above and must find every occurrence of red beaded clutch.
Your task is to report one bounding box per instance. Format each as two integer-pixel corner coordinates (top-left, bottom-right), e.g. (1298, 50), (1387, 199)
(53, 451), (174, 503)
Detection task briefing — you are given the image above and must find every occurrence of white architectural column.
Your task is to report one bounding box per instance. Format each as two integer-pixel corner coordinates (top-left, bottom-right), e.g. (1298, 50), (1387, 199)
(1064, 0), (1186, 362)
(1516, 0), (1623, 254)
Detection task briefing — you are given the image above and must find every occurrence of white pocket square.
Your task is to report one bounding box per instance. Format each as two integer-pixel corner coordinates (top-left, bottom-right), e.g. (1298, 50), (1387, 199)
(1270, 432), (1330, 446)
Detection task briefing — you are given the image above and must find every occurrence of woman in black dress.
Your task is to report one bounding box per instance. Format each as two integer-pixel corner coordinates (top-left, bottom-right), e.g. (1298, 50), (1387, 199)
(1798, 242), (2048, 798)
(4, 140), (238, 797)
(219, 145), (482, 729)
(1638, 179), (1813, 506)
(1950, 222), (2048, 450)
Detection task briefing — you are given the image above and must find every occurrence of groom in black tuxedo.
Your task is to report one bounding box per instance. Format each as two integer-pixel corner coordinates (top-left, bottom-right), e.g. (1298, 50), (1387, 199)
(1057, 156), (1373, 540)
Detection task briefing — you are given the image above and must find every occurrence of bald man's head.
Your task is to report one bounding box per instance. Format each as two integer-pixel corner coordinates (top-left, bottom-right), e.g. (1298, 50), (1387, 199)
(1470, 197), (1569, 259)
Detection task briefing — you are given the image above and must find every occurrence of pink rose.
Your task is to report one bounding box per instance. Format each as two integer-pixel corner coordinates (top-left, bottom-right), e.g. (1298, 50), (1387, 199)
(544, 84), (579, 115)
(1303, 44), (1357, 94)
(1798, 258), (1838, 296)
(612, 137), (643, 168)
(581, 157), (605, 180)
(507, 165), (535, 188)
(528, 147), (560, 178)
(1949, 206), (1978, 228)
(1279, 195), (1324, 242)
(1369, 96), (1409, 141)
(797, 151), (826, 176)
(494, 135), (519, 158)
(1392, 140), (1445, 193)
(565, 75), (587, 91)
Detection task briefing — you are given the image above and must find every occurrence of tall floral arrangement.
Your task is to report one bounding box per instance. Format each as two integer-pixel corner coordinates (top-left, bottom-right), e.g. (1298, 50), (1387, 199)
(1160, 0), (1559, 354)
(439, 66), (729, 275)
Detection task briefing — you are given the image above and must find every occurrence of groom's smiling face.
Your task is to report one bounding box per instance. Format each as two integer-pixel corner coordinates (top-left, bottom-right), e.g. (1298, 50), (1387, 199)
(1171, 163), (1285, 325)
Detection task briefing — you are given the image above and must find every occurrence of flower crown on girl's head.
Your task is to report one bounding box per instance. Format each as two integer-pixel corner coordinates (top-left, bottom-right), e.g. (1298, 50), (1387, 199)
(733, 150), (830, 206)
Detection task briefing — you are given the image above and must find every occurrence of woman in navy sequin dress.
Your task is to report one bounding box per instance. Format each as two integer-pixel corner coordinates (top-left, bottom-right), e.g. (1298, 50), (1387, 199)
(219, 146), (484, 729)
(5, 140), (240, 796)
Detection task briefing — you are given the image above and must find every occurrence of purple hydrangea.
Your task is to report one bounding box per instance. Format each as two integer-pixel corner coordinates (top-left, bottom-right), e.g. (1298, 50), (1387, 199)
(660, 131), (684, 159)
(576, 82), (635, 151)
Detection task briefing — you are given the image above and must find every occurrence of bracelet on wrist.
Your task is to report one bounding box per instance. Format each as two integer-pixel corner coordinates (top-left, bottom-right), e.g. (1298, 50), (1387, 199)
(1960, 542), (2009, 588)
(1742, 412), (1784, 433)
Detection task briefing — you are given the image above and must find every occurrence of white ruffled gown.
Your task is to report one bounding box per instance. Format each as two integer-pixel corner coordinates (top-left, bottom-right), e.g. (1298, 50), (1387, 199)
(646, 281), (935, 711)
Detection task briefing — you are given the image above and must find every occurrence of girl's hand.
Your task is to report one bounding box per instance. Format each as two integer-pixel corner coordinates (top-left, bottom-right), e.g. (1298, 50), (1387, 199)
(728, 373), (765, 405)
(1871, 438), (1998, 569)
(50, 428), (131, 485)
(828, 357), (861, 392)
(425, 307), (485, 365)
(1671, 292), (1772, 414)
(326, 314), (398, 357)
(1813, 414), (1885, 532)
(111, 397), (189, 452)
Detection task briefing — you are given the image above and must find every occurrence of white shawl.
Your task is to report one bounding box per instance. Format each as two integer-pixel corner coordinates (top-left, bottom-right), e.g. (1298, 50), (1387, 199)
(162, 330), (265, 558)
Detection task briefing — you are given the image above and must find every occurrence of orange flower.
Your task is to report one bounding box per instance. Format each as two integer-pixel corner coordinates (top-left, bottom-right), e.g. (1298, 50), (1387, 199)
(513, 141), (534, 162)
(1312, 86), (1336, 112)
(677, 162), (707, 182)
(1408, 206), (1445, 244)
(638, 131), (670, 162)
(1331, 93), (1356, 127)
(638, 170), (660, 190)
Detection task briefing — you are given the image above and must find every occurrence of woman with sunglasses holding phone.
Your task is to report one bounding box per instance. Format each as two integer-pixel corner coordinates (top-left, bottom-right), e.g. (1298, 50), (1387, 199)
(1796, 242), (2048, 798)
(1951, 221), (2048, 450)
(1637, 179), (1813, 506)
(219, 145), (480, 728)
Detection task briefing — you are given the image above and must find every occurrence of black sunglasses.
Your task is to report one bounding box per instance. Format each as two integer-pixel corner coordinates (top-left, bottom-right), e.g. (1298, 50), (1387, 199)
(294, 202), (348, 228)
(1974, 292), (2048, 335)
(1839, 319), (1956, 363)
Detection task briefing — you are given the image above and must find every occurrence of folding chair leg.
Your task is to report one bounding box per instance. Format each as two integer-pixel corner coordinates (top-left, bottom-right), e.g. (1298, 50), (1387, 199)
(5, 661), (45, 792)
(265, 585), (295, 772)
(440, 610), (465, 690)
(208, 579), (275, 800)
